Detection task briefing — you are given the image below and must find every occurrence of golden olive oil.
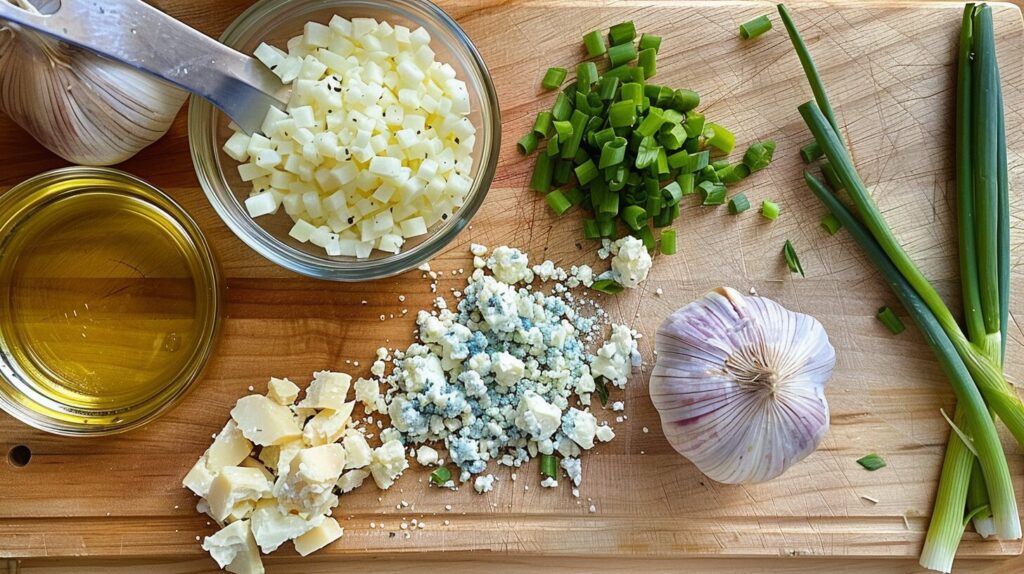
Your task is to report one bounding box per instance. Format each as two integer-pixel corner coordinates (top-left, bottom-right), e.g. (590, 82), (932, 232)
(0, 169), (221, 433)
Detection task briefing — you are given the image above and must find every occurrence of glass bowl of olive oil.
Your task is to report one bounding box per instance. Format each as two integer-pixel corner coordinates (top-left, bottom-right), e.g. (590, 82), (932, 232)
(0, 167), (222, 435)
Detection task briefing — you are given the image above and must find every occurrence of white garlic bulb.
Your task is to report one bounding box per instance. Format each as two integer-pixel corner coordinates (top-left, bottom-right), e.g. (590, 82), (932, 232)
(650, 287), (835, 484)
(0, 0), (187, 166)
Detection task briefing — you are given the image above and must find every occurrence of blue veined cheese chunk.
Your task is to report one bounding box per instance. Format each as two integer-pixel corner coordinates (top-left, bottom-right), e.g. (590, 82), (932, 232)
(514, 391), (562, 441)
(486, 246), (531, 284)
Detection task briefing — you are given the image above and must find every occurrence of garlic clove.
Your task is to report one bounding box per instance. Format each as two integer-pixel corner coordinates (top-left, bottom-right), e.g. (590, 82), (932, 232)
(0, 0), (187, 166)
(650, 287), (835, 484)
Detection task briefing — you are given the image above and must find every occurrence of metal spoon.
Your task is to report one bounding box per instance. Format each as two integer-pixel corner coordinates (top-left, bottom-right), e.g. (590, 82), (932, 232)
(0, 0), (284, 134)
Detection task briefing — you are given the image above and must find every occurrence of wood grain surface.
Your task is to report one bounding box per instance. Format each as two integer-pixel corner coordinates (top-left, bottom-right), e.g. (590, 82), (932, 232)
(2, 0), (1024, 572)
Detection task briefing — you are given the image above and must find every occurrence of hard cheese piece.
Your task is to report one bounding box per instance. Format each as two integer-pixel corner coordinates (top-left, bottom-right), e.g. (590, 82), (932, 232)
(337, 468), (370, 493)
(231, 395), (302, 446)
(302, 402), (355, 446)
(267, 377), (300, 405)
(274, 444), (347, 515)
(369, 439), (409, 489)
(201, 519), (265, 574)
(183, 420), (253, 497)
(206, 467), (272, 522)
(297, 371), (352, 410)
(249, 498), (322, 554)
(293, 516), (344, 556)
(239, 457), (275, 482)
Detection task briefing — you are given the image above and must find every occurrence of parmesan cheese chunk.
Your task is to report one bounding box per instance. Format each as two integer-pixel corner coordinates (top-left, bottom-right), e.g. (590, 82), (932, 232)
(231, 395), (303, 447)
(297, 371), (352, 411)
(267, 377), (300, 405)
(206, 466), (272, 522)
(293, 516), (344, 556)
(183, 421), (253, 498)
(202, 520), (264, 574)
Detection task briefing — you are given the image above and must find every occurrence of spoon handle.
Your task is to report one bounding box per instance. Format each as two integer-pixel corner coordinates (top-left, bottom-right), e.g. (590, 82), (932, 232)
(0, 0), (283, 133)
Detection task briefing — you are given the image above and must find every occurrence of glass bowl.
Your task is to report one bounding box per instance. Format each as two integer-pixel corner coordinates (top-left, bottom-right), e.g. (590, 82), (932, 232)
(0, 167), (222, 436)
(188, 0), (500, 281)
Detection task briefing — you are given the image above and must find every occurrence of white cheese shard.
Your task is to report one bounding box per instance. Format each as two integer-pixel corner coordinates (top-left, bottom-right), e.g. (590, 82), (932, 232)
(231, 395), (302, 447)
(206, 466), (272, 522)
(492, 352), (525, 387)
(514, 391), (562, 441)
(342, 431), (373, 469)
(293, 516), (344, 556)
(354, 377), (381, 414)
(302, 402), (355, 446)
(473, 474), (495, 494)
(609, 235), (652, 288)
(415, 445), (439, 466)
(297, 371), (352, 411)
(267, 377), (300, 405)
(239, 457), (275, 483)
(183, 420), (253, 498)
(595, 425), (615, 442)
(337, 468), (370, 493)
(369, 439), (409, 489)
(249, 498), (322, 554)
(202, 519), (264, 574)
(590, 324), (638, 388)
(273, 444), (347, 516)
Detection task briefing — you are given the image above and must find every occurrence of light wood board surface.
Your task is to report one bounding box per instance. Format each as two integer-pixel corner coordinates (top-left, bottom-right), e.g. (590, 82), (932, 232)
(2, 0), (1024, 571)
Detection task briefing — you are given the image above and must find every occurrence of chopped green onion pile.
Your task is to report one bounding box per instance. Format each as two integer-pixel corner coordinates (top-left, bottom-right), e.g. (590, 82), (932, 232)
(856, 453), (887, 472)
(778, 4), (1021, 571)
(520, 21), (775, 261)
(876, 306), (905, 335)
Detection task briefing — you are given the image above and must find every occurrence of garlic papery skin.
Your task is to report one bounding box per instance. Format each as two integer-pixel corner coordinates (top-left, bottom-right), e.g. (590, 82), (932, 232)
(0, 0), (187, 166)
(650, 287), (836, 484)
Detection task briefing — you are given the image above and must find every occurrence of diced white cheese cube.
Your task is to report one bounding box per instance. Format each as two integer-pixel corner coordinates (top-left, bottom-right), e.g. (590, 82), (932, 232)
(244, 191), (279, 217)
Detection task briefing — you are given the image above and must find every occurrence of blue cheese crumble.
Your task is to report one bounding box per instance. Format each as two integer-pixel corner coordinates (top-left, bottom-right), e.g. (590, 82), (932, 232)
(377, 245), (638, 490)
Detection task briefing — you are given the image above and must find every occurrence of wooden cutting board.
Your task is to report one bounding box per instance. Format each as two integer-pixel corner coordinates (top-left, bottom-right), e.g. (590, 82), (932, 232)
(2, 0), (1024, 566)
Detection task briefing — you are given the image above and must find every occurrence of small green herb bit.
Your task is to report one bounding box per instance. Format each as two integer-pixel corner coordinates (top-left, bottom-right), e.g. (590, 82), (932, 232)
(740, 15), (773, 40)
(533, 111), (553, 137)
(540, 454), (559, 479)
(857, 453), (887, 471)
(591, 279), (625, 294)
(541, 67), (568, 90)
(743, 140), (776, 172)
(800, 140), (823, 163)
(820, 213), (842, 235)
(639, 33), (662, 53)
(608, 21), (636, 46)
(546, 190), (573, 216)
(728, 193), (751, 214)
(430, 466), (453, 486)
(517, 132), (539, 155)
(761, 199), (780, 220)
(877, 306), (906, 335)
(782, 239), (804, 276)
(583, 29), (607, 57)
(660, 229), (677, 255)
(608, 42), (638, 67)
